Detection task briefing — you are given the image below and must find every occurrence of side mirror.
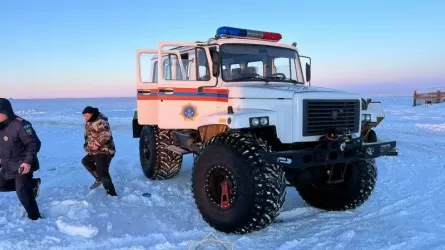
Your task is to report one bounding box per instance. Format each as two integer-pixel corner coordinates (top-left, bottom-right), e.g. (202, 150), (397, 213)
(305, 63), (311, 82)
(212, 51), (220, 77)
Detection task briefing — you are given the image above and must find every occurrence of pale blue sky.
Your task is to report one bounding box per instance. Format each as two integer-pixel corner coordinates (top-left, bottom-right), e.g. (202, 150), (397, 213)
(1, 0), (444, 98)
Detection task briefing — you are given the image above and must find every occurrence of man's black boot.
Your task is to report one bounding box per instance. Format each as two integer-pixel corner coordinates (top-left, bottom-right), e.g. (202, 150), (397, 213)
(28, 213), (43, 220)
(106, 189), (117, 196)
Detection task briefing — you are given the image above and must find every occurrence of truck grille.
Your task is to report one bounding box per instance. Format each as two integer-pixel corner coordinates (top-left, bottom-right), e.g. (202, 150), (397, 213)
(303, 99), (360, 136)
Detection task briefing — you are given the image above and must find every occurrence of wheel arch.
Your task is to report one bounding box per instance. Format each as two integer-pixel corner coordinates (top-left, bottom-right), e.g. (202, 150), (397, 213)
(195, 108), (281, 147)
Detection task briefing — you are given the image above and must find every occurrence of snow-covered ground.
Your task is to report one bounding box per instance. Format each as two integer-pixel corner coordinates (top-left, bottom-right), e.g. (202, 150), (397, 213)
(1, 96), (444, 250)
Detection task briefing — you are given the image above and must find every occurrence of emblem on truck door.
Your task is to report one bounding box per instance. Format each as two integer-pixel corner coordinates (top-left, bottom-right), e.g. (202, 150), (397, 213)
(181, 103), (198, 121)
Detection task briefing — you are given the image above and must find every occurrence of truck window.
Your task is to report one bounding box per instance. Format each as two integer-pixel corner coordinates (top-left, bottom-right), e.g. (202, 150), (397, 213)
(152, 61), (158, 82)
(230, 64), (241, 79)
(163, 57), (171, 80)
(162, 48), (210, 82)
(247, 61), (264, 76)
(220, 44), (301, 84)
(139, 53), (157, 84)
(273, 57), (298, 80)
(273, 58), (288, 75)
(161, 54), (184, 81)
(197, 48), (210, 80)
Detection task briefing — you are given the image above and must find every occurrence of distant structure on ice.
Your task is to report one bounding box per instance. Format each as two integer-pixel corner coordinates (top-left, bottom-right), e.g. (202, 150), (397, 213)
(413, 89), (445, 106)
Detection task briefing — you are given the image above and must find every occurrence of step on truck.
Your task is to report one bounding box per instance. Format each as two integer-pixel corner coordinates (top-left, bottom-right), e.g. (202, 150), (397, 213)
(132, 26), (397, 234)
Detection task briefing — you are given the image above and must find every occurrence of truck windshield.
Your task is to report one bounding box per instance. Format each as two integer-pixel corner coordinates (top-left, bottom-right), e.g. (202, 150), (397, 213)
(220, 44), (302, 84)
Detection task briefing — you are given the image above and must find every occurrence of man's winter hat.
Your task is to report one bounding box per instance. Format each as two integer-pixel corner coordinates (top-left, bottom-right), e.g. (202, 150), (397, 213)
(82, 106), (99, 114)
(0, 98), (15, 117)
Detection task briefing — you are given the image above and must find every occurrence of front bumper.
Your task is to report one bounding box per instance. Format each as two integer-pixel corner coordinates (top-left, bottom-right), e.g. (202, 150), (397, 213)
(264, 138), (397, 170)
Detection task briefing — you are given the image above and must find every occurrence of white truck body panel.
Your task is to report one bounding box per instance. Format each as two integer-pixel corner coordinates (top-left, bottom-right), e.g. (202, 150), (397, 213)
(364, 102), (385, 122)
(197, 108), (279, 130)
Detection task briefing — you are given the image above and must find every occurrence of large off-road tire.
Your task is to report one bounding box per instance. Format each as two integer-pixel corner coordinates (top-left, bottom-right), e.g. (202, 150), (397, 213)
(296, 159), (377, 211)
(192, 132), (286, 234)
(139, 125), (183, 180)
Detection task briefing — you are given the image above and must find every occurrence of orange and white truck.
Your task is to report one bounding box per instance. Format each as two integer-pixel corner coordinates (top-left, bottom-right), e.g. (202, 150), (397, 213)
(132, 26), (397, 234)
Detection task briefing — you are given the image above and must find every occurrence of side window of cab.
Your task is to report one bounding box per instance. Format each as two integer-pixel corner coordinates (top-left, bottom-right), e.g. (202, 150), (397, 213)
(197, 48), (210, 80)
(152, 61), (158, 82)
(161, 55), (183, 80)
(162, 48), (210, 82)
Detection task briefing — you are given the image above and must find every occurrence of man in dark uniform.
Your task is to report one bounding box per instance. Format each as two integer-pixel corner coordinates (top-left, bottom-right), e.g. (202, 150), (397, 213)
(0, 98), (42, 220)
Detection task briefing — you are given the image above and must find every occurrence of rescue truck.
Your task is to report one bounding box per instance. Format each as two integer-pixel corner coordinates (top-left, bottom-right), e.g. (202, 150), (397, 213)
(132, 26), (397, 234)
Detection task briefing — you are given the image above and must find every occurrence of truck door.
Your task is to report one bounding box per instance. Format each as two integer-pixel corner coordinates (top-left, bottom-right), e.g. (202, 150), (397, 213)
(156, 43), (228, 130)
(136, 50), (159, 125)
(136, 49), (186, 125)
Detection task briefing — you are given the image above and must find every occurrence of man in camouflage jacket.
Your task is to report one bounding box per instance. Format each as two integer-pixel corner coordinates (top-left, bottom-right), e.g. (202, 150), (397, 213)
(81, 106), (117, 196)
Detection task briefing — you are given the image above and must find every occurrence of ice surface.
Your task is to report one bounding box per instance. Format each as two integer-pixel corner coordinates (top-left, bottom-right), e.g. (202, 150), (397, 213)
(0, 96), (444, 249)
(56, 219), (99, 238)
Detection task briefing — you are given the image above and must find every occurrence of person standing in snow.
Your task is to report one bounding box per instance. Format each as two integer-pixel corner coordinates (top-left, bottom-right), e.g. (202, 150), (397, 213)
(0, 98), (42, 220)
(81, 106), (118, 196)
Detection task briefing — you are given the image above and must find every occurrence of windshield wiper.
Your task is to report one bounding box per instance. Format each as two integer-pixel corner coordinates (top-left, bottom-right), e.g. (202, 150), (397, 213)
(264, 77), (301, 85)
(232, 76), (269, 82)
(231, 76), (303, 85)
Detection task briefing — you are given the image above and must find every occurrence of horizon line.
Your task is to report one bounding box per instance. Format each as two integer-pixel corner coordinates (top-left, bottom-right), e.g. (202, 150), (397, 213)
(6, 94), (416, 101)
(6, 95), (136, 100)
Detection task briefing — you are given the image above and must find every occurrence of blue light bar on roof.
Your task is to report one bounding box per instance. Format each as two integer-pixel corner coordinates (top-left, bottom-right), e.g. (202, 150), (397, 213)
(216, 26), (282, 41)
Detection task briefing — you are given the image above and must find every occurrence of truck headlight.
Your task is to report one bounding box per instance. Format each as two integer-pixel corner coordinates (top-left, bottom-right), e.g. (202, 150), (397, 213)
(251, 118), (260, 126)
(362, 114), (371, 122)
(260, 117), (269, 126)
(249, 116), (269, 127)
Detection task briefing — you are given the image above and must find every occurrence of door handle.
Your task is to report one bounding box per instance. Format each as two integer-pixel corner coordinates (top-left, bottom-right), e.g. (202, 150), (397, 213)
(137, 90), (152, 95)
(159, 88), (174, 94)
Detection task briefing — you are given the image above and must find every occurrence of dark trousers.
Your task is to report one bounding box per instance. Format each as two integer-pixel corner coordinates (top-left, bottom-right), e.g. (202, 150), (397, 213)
(81, 154), (117, 196)
(0, 172), (40, 220)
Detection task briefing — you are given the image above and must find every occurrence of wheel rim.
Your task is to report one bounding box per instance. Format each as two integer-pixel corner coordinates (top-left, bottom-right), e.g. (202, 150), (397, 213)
(205, 165), (237, 209)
